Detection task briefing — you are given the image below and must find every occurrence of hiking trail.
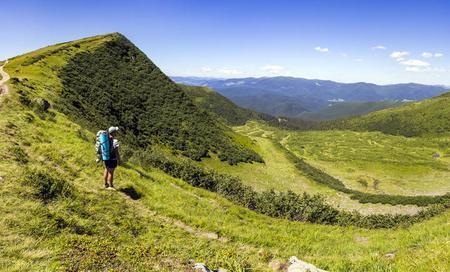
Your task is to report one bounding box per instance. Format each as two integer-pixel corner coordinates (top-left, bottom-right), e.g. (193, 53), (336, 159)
(0, 60), (10, 96)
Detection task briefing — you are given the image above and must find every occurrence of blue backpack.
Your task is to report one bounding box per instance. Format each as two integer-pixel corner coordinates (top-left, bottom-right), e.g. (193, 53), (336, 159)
(95, 130), (112, 161)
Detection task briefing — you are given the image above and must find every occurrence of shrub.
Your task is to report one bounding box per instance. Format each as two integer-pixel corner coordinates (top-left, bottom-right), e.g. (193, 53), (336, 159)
(8, 146), (29, 164)
(23, 170), (74, 202)
(132, 147), (450, 228)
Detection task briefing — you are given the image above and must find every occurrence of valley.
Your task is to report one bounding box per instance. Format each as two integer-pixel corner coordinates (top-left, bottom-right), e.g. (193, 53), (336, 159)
(0, 33), (449, 271)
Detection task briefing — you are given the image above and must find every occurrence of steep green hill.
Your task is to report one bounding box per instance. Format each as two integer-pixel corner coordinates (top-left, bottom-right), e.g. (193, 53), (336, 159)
(323, 93), (450, 136)
(9, 33), (261, 164)
(299, 100), (405, 121)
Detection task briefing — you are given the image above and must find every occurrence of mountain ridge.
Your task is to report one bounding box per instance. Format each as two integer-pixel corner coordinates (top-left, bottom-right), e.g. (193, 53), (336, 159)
(173, 76), (447, 118)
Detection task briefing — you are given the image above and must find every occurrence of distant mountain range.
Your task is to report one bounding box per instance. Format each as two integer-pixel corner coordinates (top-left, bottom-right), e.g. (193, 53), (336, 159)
(172, 76), (448, 118)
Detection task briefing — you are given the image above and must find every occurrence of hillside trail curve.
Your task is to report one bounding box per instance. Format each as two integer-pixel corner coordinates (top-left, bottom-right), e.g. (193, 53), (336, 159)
(0, 60), (10, 96)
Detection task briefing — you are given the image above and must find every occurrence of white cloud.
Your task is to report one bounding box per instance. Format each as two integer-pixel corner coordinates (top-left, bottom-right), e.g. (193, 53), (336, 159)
(405, 66), (447, 73)
(355, 58), (363, 62)
(400, 59), (430, 67)
(340, 53), (348, 57)
(390, 51), (410, 60)
(372, 45), (386, 50)
(261, 65), (285, 74)
(422, 52), (444, 58)
(217, 68), (242, 75)
(201, 67), (212, 73)
(314, 46), (329, 53)
(433, 67), (447, 72)
(405, 66), (425, 72)
(421, 52), (433, 58)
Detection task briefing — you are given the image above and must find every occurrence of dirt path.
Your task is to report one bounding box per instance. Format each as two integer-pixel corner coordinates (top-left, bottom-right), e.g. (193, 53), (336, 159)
(0, 60), (10, 96)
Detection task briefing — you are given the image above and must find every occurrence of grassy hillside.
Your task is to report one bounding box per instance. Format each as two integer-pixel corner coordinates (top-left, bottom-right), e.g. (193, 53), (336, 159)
(2, 103), (450, 271)
(299, 100), (405, 121)
(323, 92), (450, 136)
(1, 34), (450, 271)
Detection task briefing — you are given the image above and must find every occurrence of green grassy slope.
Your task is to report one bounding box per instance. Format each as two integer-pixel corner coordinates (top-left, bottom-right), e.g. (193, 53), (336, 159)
(322, 93), (450, 136)
(299, 100), (405, 121)
(1, 34), (450, 271)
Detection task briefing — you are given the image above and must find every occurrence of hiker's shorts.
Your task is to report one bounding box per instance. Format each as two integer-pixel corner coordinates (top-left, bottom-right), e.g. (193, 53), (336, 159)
(104, 160), (118, 169)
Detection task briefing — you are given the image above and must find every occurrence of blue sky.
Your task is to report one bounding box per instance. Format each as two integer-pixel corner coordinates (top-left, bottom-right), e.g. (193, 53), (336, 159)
(2, 0), (450, 85)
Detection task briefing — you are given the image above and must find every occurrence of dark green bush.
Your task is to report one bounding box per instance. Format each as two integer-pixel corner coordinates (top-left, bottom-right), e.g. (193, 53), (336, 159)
(23, 170), (74, 202)
(132, 147), (450, 228)
(8, 146), (29, 164)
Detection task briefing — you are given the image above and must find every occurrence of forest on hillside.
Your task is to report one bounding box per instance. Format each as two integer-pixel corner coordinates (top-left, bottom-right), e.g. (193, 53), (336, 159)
(58, 35), (262, 164)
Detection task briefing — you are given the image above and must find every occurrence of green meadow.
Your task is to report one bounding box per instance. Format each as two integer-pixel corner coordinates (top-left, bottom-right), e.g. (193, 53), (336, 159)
(0, 34), (449, 271)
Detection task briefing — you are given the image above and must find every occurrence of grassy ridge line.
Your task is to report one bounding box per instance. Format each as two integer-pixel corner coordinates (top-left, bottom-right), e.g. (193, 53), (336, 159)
(279, 142), (450, 206)
(319, 91), (450, 137)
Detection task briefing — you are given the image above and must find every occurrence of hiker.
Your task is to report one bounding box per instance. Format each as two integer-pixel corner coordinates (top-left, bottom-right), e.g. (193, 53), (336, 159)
(97, 126), (121, 189)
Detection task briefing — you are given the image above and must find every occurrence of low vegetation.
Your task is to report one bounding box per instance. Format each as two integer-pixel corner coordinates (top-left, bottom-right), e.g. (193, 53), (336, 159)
(132, 146), (450, 228)
(284, 129), (450, 196)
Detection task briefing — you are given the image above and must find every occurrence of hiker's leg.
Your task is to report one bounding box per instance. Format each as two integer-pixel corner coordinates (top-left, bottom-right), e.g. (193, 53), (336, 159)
(107, 168), (115, 187)
(103, 168), (109, 187)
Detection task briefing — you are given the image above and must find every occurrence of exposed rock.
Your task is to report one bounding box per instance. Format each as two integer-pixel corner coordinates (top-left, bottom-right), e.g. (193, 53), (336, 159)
(194, 262), (227, 272)
(288, 256), (327, 272)
(268, 259), (287, 271)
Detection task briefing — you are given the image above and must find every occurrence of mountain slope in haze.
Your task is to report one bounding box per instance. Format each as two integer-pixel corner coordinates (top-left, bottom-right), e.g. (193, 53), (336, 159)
(322, 92), (450, 136)
(173, 76), (447, 118)
(179, 84), (265, 125)
(38, 33), (260, 164)
(299, 100), (406, 121)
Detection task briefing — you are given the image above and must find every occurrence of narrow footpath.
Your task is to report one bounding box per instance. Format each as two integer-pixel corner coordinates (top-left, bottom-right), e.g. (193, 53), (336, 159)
(0, 60), (10, 96)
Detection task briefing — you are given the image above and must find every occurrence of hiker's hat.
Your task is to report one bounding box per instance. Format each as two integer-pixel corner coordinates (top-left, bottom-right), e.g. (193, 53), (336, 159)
(108, 126), (119, 134)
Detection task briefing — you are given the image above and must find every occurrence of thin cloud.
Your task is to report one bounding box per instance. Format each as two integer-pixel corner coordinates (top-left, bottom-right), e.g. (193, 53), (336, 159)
(390, 51), (409, 61)
(314, 46), (329, 53)
(422, 52), (444, 58)
(400, 59), (430, 67)
(355, 58), (364, 62)
(405, 66), (447, 73)
(421, 52), (434, 58)
(261, 65), (285, 74)
(372, 45), (387, 50)
(217, 68), (242, 75)
(201, 67), (212, 72)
